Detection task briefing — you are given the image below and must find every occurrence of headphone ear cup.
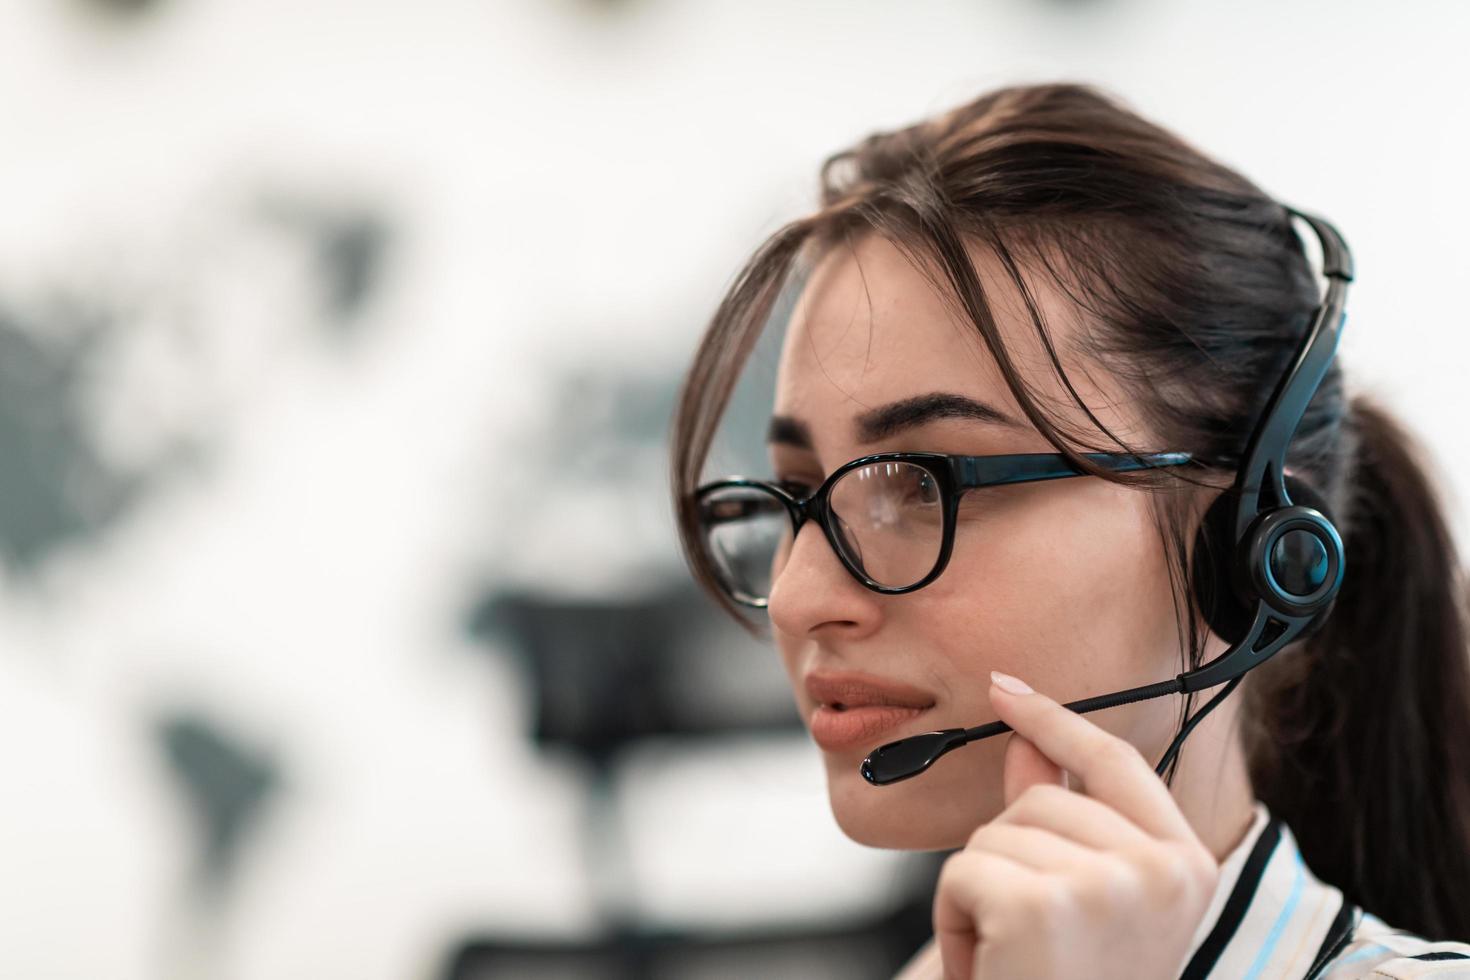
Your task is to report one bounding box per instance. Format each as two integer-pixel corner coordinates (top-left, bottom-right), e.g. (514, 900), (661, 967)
(1191, 488), (1255, 645)
(1191, 474), (1342, 647)
(1282, 472), (1341, 639)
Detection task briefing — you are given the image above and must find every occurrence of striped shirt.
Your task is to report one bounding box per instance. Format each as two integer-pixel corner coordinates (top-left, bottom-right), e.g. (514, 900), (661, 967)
(1178, 799), (1470, 978)
(893, 798), (1470, 979)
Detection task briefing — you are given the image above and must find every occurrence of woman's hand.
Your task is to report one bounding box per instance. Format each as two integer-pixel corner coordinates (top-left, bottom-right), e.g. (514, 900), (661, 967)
(932, 671), (1221, 980)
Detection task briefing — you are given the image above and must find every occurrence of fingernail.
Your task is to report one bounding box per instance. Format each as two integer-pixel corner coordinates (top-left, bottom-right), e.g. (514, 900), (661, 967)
(990, 670), (1033, 696)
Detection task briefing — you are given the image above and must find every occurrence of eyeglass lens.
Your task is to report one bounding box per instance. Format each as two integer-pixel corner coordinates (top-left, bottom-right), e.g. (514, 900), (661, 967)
(700, 461), (945, 603)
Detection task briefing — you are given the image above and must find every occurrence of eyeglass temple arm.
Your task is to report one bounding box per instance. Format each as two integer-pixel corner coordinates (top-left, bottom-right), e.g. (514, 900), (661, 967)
(953, 451), (1193, 488)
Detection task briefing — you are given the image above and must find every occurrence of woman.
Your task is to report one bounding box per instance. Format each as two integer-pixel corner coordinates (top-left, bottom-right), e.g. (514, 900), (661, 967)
(668, 83), (1470, 978)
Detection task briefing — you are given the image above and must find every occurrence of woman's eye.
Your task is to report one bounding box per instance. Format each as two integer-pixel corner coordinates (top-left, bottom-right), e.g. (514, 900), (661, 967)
(909, 473), (939, 504)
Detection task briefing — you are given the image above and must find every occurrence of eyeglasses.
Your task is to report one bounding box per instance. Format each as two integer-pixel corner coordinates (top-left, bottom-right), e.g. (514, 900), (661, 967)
(693, 451), (1193, 608)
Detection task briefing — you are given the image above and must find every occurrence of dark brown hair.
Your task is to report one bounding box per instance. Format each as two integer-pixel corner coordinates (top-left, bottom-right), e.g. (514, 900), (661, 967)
(668, 82), (1470, 939)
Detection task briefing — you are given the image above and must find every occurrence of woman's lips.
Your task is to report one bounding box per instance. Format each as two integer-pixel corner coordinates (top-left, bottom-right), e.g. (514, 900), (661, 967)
(803, 671), (937, 752)
(808, 703), (934, 752)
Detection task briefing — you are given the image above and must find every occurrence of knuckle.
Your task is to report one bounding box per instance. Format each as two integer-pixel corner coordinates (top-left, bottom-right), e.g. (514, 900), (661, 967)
(1189, 846), (1221, 891)
(1141, 844), (1214, 902)
(1094, 858), (1144, 903)
(1015, 782), (1069, 814)
(939, 849), (975, 881)
(1024, 876), (1073, 920)
(934, 852), (969, 896)
(1158, 852), (1197, 899)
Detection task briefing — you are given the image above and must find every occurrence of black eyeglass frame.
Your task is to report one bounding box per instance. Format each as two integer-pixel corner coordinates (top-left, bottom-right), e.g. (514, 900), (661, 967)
(695, 450), (1194, 608)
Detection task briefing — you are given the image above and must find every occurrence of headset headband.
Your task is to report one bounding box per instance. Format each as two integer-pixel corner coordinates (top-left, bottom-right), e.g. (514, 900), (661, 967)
(1181, 206), (1352, 691)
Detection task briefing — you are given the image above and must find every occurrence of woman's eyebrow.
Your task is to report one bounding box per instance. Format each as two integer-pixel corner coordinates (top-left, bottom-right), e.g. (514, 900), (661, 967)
(854, 392), (1021, 444)
(766, 415), (814, 450)
(766, 392), (1021, 452)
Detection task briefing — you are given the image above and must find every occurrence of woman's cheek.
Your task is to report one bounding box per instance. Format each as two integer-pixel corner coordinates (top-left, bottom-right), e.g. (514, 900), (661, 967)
(946, 509), (1071, 613)
(929, 512), (1114, 690)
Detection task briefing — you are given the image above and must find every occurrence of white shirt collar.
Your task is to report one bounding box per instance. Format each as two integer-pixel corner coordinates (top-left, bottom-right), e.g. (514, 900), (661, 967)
(1176, 799), (1356, 979)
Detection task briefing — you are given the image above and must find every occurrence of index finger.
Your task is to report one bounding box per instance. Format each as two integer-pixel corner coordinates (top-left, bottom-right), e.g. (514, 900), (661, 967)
(987, 670), (1194, 844)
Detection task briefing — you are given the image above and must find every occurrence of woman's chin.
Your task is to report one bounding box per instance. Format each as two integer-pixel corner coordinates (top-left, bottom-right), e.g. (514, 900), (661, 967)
(821, 750), (995, 851)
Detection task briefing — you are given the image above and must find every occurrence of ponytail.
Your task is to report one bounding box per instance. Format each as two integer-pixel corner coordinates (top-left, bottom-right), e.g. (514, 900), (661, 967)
(1242, 394), (1470, 939)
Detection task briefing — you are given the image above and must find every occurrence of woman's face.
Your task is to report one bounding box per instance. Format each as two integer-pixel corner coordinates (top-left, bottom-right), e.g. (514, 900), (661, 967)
(767, 233), (1205, 850)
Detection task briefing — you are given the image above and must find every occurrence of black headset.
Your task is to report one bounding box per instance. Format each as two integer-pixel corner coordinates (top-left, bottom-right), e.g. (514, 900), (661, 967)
(861, 205), (1352, 786)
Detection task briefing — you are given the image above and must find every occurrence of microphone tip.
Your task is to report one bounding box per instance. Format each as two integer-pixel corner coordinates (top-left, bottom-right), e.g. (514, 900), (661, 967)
(860, 728), (968, 786)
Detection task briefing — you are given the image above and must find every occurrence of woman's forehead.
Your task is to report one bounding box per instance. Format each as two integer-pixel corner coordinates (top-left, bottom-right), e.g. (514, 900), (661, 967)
(772, 233), (1130, 454)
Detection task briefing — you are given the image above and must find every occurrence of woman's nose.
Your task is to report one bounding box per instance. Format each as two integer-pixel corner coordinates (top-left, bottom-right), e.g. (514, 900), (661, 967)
(767, 519), (883, 639)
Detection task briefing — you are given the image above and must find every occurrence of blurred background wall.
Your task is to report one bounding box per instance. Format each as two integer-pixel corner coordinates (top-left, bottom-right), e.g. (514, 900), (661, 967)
(0, 1), (1465, 978)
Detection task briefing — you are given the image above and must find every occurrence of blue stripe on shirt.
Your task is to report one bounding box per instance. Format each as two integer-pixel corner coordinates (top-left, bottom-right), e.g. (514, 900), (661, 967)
(1242, 847), (1305, 979)
(1328, 942), (1393, 970)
